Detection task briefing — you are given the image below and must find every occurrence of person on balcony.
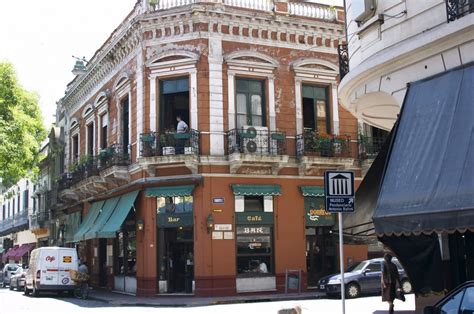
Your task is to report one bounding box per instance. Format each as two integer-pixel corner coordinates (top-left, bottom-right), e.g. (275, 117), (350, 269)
(176, 115), (188, 154)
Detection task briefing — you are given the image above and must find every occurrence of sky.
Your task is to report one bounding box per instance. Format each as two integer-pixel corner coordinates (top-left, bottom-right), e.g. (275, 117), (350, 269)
(0, 0), (343, 128)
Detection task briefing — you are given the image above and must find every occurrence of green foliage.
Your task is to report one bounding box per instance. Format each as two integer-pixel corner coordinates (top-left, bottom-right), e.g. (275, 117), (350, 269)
(0, 62), (46, 187)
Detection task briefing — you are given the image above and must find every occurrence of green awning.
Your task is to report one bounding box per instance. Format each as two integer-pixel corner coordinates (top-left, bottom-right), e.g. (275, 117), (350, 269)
(96, 190), (139, 238)
(145, 185), (195, 197)
(65, 212), (81, 243)
(84, 196), (121, 240)
(72, 201), (104, 242)
(231, 184), (281, 196)
(300, 186), (325, 197)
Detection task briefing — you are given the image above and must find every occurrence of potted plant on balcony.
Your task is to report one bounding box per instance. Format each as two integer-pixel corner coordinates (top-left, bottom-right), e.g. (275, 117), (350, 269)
(333, 135), (349, 157)
(141, 133), (155, 157)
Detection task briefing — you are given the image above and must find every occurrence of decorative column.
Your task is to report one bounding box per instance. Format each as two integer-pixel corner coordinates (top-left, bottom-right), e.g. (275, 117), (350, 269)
(295, 78), (303, 135)
(227, 73), (235, 130)
(331, 83), (340, 135)
(150, 76), (157, 132)
(268, 76), (276, 131)
(208, 37), (224, 155)
(136, 48), (145, 156)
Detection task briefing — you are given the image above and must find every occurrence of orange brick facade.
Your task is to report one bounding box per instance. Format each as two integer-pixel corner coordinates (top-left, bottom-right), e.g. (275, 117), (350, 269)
(57, 1), (366, 297)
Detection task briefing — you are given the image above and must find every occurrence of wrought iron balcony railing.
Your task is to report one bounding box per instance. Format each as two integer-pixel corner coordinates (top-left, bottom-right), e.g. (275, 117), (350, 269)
(30, 211), (51, 230)
(13, 210), (29, 229)
(227, 128), (287, 155)
(338, 43), (349, 80)
(446, 0), (474, 22)
(359, 136), (387, 159)
(296, 130), (352, 158)
(140, 130), (200, 157)
(0, 217), (14, 236)
(97, 144), (131, 170)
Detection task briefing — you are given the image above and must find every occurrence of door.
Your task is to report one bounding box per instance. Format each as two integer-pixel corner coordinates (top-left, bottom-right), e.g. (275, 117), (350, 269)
(99, 239), (107, 287)
(359, 262), (382, 293)
(40, 250), (59, 286)
(58, 249), (76, 287)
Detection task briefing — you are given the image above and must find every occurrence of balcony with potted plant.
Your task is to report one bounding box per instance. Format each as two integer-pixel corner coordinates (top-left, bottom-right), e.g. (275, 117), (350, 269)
(296, 130), (356, 176)
(138, 129), (200, 176)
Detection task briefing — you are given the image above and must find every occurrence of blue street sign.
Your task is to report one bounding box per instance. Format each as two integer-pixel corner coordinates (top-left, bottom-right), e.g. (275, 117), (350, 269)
(324, 171), (355, 213)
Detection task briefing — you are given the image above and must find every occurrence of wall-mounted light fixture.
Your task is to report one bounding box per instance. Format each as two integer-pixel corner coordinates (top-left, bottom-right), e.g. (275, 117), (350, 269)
(206, 214), (214, 234)
(137, 218), (144, 231)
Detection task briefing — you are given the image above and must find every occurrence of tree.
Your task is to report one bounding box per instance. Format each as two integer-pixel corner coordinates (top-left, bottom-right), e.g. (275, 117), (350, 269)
(0, 62), (46, 187)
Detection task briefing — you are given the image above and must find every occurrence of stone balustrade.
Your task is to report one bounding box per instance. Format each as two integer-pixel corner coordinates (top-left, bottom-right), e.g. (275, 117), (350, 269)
(288, 2), (337, 20)
(150, 0), (338, 21)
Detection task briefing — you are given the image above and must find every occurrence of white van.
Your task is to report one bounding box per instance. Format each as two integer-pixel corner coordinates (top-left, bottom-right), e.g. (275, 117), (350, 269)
(24, 247), (78, 296)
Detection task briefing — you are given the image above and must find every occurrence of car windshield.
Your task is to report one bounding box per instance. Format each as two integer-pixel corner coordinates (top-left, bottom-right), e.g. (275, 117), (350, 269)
(348, 261), (367, 272)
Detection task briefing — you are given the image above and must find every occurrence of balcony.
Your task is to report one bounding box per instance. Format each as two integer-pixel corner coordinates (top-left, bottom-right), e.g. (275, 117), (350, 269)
(139, 130), (200, 175)
(58, 144), (131, 202)
(338, 44), (349, 80)
(30, 211), (51, 231)
(296, 131), (356, 176)
(149, 0), (337, 21)
(0, 210), (29, 237)
(359, 136), (387, 160)
(446, 0), (474, 22)
(227, 128), (289, 174)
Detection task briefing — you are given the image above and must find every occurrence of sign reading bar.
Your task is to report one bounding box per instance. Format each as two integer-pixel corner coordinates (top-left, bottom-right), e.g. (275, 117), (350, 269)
(324, 171), (355, 213)
(157, 213), (193, 228)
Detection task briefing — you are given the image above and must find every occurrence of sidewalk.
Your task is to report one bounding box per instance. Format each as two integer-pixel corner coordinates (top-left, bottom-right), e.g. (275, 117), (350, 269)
(88, 289), (325, 307)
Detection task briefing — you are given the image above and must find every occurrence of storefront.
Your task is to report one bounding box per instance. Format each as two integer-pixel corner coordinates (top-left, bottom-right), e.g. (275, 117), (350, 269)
(232, 184), (279, 293)
(300, 186), (337, 288)
(73, 190), (139, 294)
(145, 185), (195, 294)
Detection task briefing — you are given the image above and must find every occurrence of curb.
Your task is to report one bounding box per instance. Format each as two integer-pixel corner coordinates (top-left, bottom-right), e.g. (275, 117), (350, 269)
(87, 292), (326, 308)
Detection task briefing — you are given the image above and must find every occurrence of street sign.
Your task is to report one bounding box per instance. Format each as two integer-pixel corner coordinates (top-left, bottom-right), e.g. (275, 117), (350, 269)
(324, 171), (355, 213)
(324, 170), (355, 314)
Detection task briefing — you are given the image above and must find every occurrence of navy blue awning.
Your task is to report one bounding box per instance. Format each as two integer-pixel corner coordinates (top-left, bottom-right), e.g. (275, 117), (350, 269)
(373, 63), (474, 236)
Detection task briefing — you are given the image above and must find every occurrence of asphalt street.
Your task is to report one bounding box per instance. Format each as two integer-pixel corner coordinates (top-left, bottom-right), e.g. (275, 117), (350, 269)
(0, 287), (415, 314)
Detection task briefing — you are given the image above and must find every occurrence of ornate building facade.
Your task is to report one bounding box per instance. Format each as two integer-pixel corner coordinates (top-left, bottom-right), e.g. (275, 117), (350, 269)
(54, 0), (364, 297)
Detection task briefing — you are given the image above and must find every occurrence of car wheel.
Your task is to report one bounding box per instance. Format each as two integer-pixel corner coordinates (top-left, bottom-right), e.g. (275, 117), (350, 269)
(401, 279), (412, 294)
(9, 283), (14, 290)
(346, 282), (361, 298)
(24, 285), (30, 296)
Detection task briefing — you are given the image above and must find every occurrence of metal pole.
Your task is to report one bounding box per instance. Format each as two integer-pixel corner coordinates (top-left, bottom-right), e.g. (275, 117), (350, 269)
(339, 212), (346, 314)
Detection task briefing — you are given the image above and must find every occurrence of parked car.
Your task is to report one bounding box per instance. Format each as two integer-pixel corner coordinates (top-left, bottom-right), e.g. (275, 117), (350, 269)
(24, 247), (78, 297)
(9, 267), (27, 291)
(318, 258), (412, 298)
(1, 264), (22, 288)
(424, 281), (474, 314)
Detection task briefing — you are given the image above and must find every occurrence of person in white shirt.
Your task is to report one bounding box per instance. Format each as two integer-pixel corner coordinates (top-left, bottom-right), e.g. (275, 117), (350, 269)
(258, 262), (268, 273)
(176, 115), (188, 154)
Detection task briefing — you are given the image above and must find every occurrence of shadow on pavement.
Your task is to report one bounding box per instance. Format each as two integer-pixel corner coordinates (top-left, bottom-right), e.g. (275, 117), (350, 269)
(373, 311), (416, 314)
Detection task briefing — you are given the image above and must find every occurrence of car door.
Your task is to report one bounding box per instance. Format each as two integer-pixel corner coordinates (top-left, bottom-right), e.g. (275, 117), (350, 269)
(359, 262), (382, 293)
(41, 250), (60, 286)
(460, 286), (474, 313)
(439, 288), (465, 314)
(58, 249), (75, 287)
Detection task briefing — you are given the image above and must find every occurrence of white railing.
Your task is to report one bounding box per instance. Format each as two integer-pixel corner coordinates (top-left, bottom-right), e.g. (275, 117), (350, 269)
(289, 3), (337, 20)
(223, 0), (273, 11)
(154, 0), (196, 10)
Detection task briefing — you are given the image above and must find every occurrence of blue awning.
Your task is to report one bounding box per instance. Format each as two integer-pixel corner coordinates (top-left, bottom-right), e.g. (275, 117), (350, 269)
(84, 196), (121, 240)
(96, 190), (139, 238)
(72, 201), (104, 242)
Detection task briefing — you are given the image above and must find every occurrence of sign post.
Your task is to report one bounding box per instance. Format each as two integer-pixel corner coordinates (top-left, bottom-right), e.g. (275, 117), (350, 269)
(324, 171), (355, 314)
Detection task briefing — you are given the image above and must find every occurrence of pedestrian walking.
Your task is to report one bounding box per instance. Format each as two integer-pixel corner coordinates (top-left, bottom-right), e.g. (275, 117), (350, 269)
(381, 253), (403, 314)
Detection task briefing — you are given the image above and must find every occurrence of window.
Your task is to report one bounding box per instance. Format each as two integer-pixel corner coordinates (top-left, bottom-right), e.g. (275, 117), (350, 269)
(23, 190), (29, 210)
(33, 197), (36, 213)
(244, 196), (264, 212)
(236, 78), (265, 128)
(121, 96), (130, 150)
(2, 205), (5, 220)
(460, 287), (474, 313)
(115, 210), (136, 277)
(87, 123), (94, 156)
(12, 199), (15, 216)
(302, 85), (330, 134)
(365, 262), (381, 273)
(100, 113), (108, 149)
(440, 289), (465, 314)
(236, 226), (273, 276)
(72, 134), (79, 162)
(160, 77), (190, 131)
(157, 196), (193, 214)
(17, 194), (20, 212)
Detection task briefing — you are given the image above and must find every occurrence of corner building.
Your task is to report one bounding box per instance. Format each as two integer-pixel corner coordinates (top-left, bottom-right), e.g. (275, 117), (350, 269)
(56, 0), (363, 297)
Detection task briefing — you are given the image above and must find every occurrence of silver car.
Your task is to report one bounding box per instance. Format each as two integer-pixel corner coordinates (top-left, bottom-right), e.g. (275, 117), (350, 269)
(9, 267), (27, 291)
(2, 264), (22, 287)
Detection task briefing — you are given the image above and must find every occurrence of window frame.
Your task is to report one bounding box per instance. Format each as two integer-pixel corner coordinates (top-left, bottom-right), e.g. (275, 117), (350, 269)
(235, 77), (267, 129)
(301, 84), (331, 134)
(159, 76), (190, 132)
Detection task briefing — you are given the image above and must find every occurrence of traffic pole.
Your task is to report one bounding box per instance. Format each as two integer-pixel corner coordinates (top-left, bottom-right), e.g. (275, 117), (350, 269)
(339, 212), (345, 314)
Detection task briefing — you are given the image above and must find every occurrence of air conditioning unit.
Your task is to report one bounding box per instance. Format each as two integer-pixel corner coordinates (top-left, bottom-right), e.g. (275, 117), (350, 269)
(242, 126), (268, 154)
